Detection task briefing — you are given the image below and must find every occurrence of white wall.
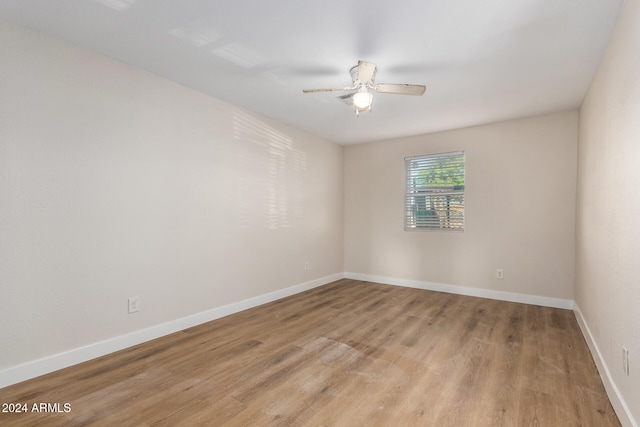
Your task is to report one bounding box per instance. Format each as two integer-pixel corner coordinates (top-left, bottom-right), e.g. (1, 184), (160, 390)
(576, 0), (640, 424)
(344, 111), (578, 301)
(0, 20), (343, 373)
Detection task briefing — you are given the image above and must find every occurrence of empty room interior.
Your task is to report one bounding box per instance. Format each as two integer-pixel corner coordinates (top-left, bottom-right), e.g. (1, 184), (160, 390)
(0, 1), (639, 426)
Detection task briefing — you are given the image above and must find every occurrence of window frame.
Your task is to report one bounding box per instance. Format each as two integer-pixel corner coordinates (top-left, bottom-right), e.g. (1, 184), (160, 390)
(404, 151), (465, 232)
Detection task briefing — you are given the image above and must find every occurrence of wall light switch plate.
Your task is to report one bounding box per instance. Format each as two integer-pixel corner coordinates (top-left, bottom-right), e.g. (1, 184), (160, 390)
(128, 297), (139, 314)
(623, 346), (630, 375)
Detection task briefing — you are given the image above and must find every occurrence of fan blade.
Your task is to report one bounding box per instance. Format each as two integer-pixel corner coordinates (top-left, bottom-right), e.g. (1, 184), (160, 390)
(374, 83), (426, 96)
(357, 60), (377, 83)
(337, 92), (355, 105)
(303, 86), (354, 93)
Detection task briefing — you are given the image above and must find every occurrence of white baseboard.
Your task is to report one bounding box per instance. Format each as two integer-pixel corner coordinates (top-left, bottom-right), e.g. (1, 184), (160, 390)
(344, 272), (574, 309)
(4, 272), (633, 425)
(0, 273), (344, 389)
(574, 304), (637, 427)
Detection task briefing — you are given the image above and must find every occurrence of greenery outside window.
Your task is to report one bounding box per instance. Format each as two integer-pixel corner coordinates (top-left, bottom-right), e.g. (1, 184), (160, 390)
(405, 151), (465, 231)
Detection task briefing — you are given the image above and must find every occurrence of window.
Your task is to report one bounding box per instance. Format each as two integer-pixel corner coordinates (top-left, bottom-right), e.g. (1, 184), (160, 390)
(405, 151), (465, 231)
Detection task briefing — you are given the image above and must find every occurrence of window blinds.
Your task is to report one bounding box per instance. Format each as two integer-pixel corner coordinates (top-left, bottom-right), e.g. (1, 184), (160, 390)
(405, 151), (465, 231)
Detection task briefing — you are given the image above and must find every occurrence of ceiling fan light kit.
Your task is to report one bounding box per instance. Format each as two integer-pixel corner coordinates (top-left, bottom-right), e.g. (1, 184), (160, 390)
(303, 60), (426, 116)
(353, 91), (373, 109)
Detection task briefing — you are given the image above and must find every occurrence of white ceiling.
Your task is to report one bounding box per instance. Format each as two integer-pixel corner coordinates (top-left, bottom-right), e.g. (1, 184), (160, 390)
(0, 0), (622, 145)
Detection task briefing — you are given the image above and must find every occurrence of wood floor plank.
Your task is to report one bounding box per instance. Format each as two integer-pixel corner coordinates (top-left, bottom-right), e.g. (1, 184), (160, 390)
(0, 279), (620, 426)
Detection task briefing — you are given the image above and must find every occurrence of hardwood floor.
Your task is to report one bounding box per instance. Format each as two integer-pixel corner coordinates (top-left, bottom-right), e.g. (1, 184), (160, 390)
(0, 279), (620, 426)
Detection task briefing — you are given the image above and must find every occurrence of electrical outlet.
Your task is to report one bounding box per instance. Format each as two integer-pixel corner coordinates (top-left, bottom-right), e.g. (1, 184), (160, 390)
(128, 297), (139, 314)
(304, 261), (310, 271)
(623, 346), (629, 375)
(496, 269), (504, 279)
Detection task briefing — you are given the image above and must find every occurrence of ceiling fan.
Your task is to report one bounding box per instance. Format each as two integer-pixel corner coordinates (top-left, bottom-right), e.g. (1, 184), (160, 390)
(303, 60), (426, 116)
